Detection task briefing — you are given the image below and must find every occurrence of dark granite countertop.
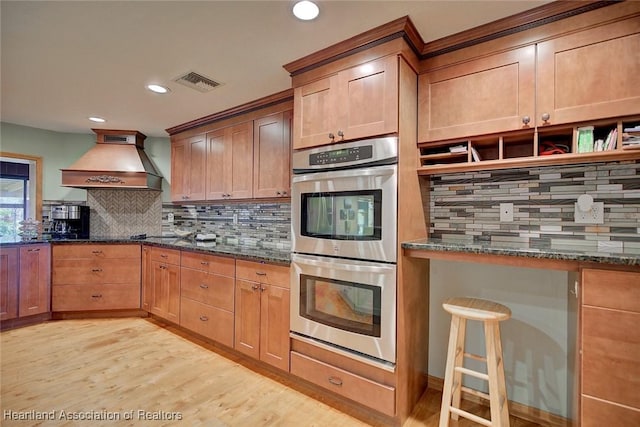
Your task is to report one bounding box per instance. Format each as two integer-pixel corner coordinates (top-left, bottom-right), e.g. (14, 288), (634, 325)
(1, 236), (291, 264)
(402, 238), (640, 267)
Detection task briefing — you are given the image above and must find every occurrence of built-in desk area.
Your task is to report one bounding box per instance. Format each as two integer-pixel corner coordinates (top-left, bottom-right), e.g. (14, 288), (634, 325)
(402, 239), (640, 426)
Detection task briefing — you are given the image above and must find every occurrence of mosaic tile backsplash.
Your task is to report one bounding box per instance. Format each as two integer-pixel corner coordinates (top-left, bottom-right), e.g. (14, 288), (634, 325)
(162, 202), (291, 250)
(428, 161), (640, 252)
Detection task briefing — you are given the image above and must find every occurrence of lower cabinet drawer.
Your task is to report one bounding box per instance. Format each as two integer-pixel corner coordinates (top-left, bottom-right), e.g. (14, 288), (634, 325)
(290, 352), (395, 416)
(180, 297), (234, 348)
(582, 395), (640, 427)
(52, 259), (141, 285)
(52, 284), (141, 311)
(180, 267), (234, 311)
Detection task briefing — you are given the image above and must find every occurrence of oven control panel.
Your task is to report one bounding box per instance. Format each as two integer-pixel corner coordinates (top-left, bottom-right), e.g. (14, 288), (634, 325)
(309, 146), (372, 165)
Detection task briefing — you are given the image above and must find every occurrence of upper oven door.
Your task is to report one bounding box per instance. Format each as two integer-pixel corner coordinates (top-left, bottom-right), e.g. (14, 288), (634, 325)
(292, 163), (397, 263)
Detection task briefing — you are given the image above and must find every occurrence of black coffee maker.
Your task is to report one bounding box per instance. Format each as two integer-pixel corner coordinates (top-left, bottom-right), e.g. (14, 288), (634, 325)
(50, 205), (90, 239)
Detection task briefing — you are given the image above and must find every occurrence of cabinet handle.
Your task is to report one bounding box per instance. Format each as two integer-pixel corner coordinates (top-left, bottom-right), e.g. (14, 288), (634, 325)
(256, 272), (266, 276)
(91, 294), (102, 298)
(92, 250), (102, 254)
(27, 248), (40, 252)
(160, 265), (167, 270)
(251, 284), (259, 291)
(160, 254), (168, 258)
(199, 315), (209, 321)
(200, 261), (209, 265)
(541, 112), (550, 123)
(328, 376), (343, 387)
(522, 116), (530, 125)
(276, 191), (281, 196)
(199, 283), (209, 289)
(337, 130), (344, 139)
(91, 268), (103, 272)
(328, 133), (335, 141)
(260, 286), (266, 292)
(282, 190), (287, 196)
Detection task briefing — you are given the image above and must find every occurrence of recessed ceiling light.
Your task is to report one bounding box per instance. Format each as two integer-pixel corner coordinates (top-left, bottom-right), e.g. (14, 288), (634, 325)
(293, 1), (319, 21)
(88, 117), (106, 123)
(147, 84), (170, 94)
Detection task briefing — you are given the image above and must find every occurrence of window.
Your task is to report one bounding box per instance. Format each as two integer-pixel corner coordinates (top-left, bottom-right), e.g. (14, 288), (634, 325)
(0, 154), (42, 241)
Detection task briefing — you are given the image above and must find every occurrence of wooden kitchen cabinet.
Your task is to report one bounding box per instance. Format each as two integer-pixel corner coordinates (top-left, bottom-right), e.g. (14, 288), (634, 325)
(206, 121), (253, 200)
(0, 247), (19, 321)
(536, 16), (640, 128)
(293, 54), (398, 149)
(147, 246), (180, 323)
(253, 111), (292, 198)
(418, 45), (535, 142)
(234, 259), (290, 371)
(170, 133), (206, 202)
(179, 251), (235, 347)
(18, 245), (51, 317)
(52, 244), (140, 312)
(581, 268), (640, 426)
(1, 244), (50, 321)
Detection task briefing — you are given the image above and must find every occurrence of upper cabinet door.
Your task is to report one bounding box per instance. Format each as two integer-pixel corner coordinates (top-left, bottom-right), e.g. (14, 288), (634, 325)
(229, 121), (254, 199)
(293, 55), (399, 149)
(536, 17), (640, 128)
(337, 54), (398, 142)
(293, 75), (338, 149)
(418, 45), (535, 142)
(205, 128), (228, 200)
(253, 111), (292, 198)
(170, 134), (206, 202)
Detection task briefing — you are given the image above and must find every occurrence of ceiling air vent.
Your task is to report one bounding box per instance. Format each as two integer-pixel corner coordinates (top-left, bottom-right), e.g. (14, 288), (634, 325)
(174, 71), (222, 93)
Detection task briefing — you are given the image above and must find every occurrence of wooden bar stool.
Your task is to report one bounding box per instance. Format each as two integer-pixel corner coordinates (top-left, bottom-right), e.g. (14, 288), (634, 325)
(439, 297), (511, 427)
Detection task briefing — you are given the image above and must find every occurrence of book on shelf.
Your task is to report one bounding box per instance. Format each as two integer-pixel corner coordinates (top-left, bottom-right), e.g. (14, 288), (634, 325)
(622, 125), (640, 149)
(471, 146), (481, 162)
(601, 128), (617, 151)
(577, 126), (594, 153)
(449, 144), (467, 153)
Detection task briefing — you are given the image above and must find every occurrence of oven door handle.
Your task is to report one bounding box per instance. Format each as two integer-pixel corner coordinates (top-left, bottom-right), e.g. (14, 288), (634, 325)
(292, 253), (395, 274)
(292, 164), (396, 183)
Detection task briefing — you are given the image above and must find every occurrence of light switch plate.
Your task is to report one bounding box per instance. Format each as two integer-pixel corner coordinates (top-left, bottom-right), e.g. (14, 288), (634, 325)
(574, 202), (604, 224)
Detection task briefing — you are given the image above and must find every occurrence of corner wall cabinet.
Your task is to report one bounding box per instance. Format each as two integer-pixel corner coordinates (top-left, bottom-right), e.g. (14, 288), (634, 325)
(1, 245), (50, 321)
(581, 269), (640, 426)
(292, 54), (398, 149)
(180, 251), (235, 347)
(234, 259), (290, 372)
(52, 244), (140, 311)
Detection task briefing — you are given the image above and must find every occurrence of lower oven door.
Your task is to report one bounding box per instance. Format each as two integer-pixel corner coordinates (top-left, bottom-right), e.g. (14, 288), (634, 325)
(290, 253), (396, 364)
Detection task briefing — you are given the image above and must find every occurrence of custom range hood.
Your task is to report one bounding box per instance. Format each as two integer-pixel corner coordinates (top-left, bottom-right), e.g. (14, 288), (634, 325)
(61, 129), (162, 190)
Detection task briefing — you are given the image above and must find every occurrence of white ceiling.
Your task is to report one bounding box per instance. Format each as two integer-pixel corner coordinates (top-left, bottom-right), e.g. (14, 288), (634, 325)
(1, 0), (548, 138)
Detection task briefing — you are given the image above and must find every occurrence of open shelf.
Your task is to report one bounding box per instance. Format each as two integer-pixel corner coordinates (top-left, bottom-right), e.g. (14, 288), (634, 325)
(417, 115), (640, 175)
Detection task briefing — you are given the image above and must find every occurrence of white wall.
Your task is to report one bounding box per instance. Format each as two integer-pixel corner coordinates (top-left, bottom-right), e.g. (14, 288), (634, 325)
(428, 259), (576, 418)
(0, 122), (171, 202)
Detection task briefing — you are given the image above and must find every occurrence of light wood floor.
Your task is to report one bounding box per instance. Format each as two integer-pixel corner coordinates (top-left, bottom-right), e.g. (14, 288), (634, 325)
(1, 318), (543, 426)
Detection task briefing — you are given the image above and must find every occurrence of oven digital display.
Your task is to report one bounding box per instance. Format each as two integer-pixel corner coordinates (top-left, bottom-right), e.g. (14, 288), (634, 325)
(308, 145), (373, 166)
(301, 190), (381, 240)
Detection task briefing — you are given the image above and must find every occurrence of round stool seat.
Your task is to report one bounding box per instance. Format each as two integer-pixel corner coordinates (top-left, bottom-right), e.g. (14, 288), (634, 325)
(443, 297), (511, 322)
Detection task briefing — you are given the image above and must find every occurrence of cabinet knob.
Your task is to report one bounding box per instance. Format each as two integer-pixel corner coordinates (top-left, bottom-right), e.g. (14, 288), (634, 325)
(337, 130), (344, 139)
(282, 190), (287, 196)
(276, 191), (281, 196)
(260, 286), (266, 292)
(251, 284), (259, 291)
(522, 116), (530, 125)
(328, 133), (335, 140)
(541, 112), (551, 123)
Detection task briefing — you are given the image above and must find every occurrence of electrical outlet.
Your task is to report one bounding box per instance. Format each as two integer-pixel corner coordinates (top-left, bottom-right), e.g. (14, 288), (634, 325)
(574, 202), (604, 224)
(167, 213), (174, 223)
(499, 203), (514, 222)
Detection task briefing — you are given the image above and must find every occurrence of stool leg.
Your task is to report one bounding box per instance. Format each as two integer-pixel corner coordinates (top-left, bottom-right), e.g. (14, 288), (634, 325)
(451, 318), (466, 420)
(485, 321), (510, 427)
(439, 315), (465, 427)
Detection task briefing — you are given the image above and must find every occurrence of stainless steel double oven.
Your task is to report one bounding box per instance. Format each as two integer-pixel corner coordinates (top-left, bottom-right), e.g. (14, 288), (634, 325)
(290, 136), (398, 365)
